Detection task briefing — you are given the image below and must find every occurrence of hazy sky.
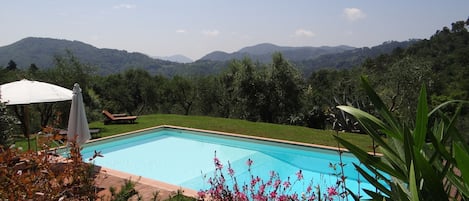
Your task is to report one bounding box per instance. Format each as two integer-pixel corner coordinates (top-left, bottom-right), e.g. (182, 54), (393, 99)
(1, 1), (468, 60)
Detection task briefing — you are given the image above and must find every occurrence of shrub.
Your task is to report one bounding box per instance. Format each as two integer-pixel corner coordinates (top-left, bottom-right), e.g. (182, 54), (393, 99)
(0, 141), (101, 200)
(197, 153), (347, 201)
(0, 102), (15, 147)
(335, 77), (469, 200)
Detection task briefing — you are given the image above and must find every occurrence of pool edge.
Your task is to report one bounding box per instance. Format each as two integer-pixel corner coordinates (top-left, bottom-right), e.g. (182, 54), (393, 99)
(80, 125), (380, 199)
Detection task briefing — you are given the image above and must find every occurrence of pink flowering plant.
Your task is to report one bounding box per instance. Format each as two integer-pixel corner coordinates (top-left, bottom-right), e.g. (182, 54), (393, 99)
(197, 152), (348, 201)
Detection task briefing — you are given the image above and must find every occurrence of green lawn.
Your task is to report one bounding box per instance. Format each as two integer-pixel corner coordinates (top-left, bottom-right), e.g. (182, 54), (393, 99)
(90, 114), (374, 151)
(17, 114), (375, 152)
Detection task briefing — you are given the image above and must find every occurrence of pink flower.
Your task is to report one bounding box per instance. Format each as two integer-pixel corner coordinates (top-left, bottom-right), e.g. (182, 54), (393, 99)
(306, 185), (312, 193)
(296, 170), (303, 180)
(228, 167), (235, 176)
(214, 157), (223, 170)
(291, 193), (298, 200)
(279, 195), (289, 201)
(246, 158), (253, 167)
(270, 191), (277, 198)
(274, 179), (282, 189)
(327, 187), (338, 196)
(259, 184), (266, 194)
(235, 191), (248, 200)
(283, 180), (291, 189)
(197, 190), (206, 199)
(251, 176), (259, 187)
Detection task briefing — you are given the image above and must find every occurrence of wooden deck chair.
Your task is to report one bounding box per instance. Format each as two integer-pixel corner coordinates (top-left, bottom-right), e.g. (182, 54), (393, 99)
(102, 110), (138, 125)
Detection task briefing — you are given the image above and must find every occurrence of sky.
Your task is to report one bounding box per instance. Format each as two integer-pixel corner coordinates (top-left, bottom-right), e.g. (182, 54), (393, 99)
(1, 1), (468, 60)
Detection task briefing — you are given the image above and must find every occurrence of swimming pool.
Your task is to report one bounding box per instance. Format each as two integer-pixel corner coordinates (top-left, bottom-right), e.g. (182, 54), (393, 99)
(80, 126), (374, 198)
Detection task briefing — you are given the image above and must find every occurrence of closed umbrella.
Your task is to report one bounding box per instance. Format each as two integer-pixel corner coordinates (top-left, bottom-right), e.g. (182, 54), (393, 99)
(0, 79), (73, 149)
(66, 83), (90, 145)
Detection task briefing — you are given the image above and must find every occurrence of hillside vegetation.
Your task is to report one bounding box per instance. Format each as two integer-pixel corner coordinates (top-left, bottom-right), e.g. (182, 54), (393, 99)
(0, 37), (414, 76)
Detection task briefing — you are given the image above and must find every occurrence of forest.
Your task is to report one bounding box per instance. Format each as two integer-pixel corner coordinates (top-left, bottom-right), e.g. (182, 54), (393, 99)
(1, 19), (468, 140)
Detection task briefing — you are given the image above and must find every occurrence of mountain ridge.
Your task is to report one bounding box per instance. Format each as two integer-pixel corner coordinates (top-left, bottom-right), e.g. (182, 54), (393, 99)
(153, 54), (193, 63)
(0, 37), (417, 76)
(199, 43), (356, 62)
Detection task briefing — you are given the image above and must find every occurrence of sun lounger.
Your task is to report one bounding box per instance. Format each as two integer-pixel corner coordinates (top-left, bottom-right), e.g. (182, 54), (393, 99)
(102, 110), (137, 125)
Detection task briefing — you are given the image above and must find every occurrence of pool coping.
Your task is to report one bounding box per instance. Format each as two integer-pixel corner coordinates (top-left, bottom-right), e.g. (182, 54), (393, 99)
(83, 125), (379, 198)
(88, 125), (353, 152)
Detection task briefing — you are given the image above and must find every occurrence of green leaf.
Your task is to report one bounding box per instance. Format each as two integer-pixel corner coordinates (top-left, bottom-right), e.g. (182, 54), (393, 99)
(353, 164), (392, 195)
(345, 188), (362, 201)
(335, 136), (406, 180)
(403, 127), (414, 170)
(428, 100), (468, 117)
(413, 85), (428, 149)
(337, 105), (399, 153)
(445, 170), (469, 197)
(409, 161), (419, 201)
(363, 189), (389, 201)
(413, 148), (448, 200)
(378, 146), (406, 176)
(454, 142), (469, 197)
(360, 77), (402, 138)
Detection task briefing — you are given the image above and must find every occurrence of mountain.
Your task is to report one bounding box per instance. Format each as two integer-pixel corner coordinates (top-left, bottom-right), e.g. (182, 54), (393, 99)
(154, 54), (193, 63)
(0, 37), (417, 76)
(0, 37), (176, 75)
(296, 40), (419, 76)
(199, 43), (356, 63)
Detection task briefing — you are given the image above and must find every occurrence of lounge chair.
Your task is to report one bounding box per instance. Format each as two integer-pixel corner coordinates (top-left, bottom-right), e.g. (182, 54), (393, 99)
(102, 110), (137, 125)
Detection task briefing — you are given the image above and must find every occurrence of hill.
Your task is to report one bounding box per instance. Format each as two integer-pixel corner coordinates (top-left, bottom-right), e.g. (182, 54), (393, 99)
(0, 37), (176, 75)
(0, 37), (416, 76)
(296, 40), (419, 75)
(153, 54), (193, 63)
(199, 43), (356, 63)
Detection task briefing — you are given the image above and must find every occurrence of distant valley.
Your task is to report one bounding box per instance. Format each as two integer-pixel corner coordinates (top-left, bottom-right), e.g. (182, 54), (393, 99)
(0, 37), (418, 76)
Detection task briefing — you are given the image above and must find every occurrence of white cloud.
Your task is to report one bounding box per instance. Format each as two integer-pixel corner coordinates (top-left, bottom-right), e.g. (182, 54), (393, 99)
(295, 29), (315, 37)
(202, 29), (220, 37)
(113, 4), (136, 9)
(176, 29), (187, 34)
(343, 8), (366, 21)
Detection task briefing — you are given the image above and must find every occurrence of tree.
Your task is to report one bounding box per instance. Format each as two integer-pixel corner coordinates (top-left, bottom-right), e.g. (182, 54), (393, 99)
(235, 58), (265, 121)
(6, 60), (17, 71)
(28, 63), (39, 74)
(94, 69), (154, 115)
(167, 76), (196, 115)
(194, 75), (220, 116)
(34, 51), (96, 127)
(214, 60), (244, 118)
(268, 53), (304, 123)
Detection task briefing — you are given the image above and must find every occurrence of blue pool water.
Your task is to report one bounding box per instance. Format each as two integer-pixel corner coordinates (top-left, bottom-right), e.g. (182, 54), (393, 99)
(80, 128), (374, 198)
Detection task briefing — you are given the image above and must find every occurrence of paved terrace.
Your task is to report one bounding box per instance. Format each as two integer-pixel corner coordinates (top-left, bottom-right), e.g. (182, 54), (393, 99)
(95, 166), (198, 200)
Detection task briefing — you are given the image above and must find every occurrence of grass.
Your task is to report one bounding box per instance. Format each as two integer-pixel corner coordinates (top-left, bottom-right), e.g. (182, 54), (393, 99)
(89, 114), (374, 151)
(15, 114), (375, 152)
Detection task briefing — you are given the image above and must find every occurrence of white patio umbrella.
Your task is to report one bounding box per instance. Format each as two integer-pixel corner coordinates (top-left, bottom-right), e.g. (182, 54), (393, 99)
(0, 79), (73, 149)
(0, 79), (73, 105)
(66, 83), (91, 146)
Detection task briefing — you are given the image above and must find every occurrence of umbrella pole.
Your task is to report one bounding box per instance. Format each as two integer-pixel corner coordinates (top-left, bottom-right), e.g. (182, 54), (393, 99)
(24, 105), (31, 150)
(13, 105), (31, 150)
